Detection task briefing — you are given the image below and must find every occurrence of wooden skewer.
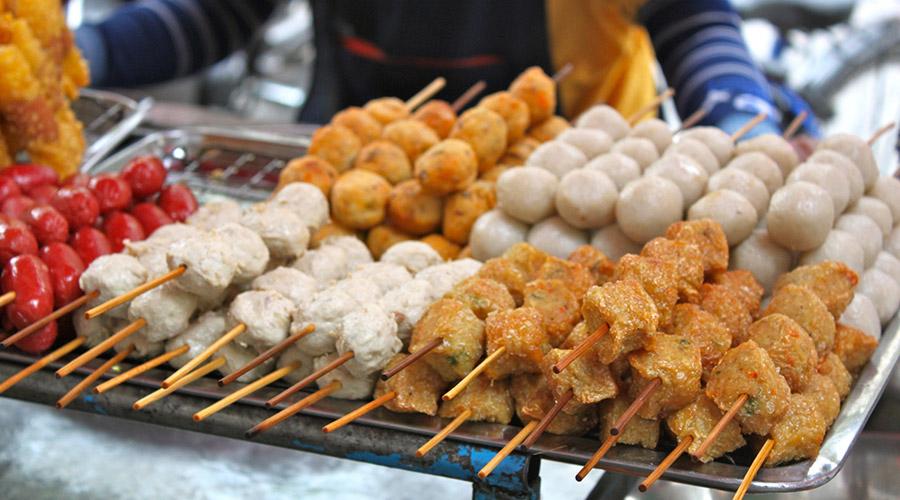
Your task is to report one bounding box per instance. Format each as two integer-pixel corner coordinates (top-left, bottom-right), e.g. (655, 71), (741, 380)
(868, 121), (896, 146)
(84, 266), (186, 320)
(575, 433), (619, 481)
(609, 378), (661, 435)
(1, 291), (98, 349)
(0, 337), (85, 394)
(246, 380), (342, 438)
(552, 62), (574, 83)
(55, 318), (146, 378)
(219, 324), (315, 387)
(730, 111), (767, 142)
(627, 88), (675, 125)
(694, 393), (748, 457)
(323, 390), (397, 433)
(266, 350), (354, 407)
(161, 323), (246, 388)
(450, 81), (487, 113)
(442, 346), (506, 401)
(133, 357), (226, 411)
(381, 337), (441, 381)
(782, 110), (808, 139)
(733, 438), (774, 500)
(416, 409), (473, 457)
(521, 389), (573, 448)
(552, 324), (608, 374)
(676, 107), (708, 132)
(194, 362), (301, 422)
(639, 436), (693, 492)
(0, 291), (15, 308)
(57, 345), (133, 409)
(94, 345), (189, 394)
(478, 420), (539, 479)
(405, 77), (447, 112)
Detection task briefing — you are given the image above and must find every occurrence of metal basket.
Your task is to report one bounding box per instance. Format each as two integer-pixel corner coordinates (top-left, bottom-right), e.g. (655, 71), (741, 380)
(73, 89), (152, 171)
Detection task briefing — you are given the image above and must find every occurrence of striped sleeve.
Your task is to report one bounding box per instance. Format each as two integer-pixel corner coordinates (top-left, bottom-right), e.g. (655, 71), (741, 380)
(76, 0), (278, 88)
(639, 0), (782, 136)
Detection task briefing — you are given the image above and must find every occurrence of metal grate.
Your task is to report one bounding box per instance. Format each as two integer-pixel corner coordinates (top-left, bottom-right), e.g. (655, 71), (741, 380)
(72, 89), (151, 171)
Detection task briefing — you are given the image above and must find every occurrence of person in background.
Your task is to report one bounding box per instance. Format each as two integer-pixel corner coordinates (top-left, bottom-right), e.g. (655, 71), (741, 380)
(75, 0), (819, 138)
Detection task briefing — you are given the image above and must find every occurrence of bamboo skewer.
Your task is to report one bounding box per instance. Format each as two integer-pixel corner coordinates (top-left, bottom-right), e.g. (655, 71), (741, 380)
(450, 81), (487, 113)
(405, 78), (447, 112)
(219, 324), (315, 387)
(0, 337), (85, 394)
(694, 393), (748, 457)
(609, 378), (661, 435)
(442, 346), (506, 401)
(478, 421), (539, 479)
(552, 324), (608, 374)
(552, 63), (574, 83)
(323, 390), (397, 433)
(734, 438), (774, 500)
(782, 111), (808, 139)
(57, 345), (133, 409)
(416, 409), (473, 457)
(194, 362), (301, 422)
(639, 436), (693, 492)
(246, 380), (342, 438)
(868, 121), (896, 146)
(161, 323), (246, 388)
(0, 291), (16, 308)
(676, 107), (708, 132)
(627, 88), (675, 125)
(56, 318), (146, 378)
(133, 357), (226, 411)
(267, 350), (354, 407)
(1, 291), (98, 349)
(521, 389), (573, 448)
(94, 345), (190, 394)
(381, 337), (441, 381)
(84, 266), (186, 320)
(576, 432), (619, 481)
(730, 112), (767, 142)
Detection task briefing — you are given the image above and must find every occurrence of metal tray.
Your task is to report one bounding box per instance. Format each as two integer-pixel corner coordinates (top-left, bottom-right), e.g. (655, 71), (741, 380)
(73, 89), (151, 171)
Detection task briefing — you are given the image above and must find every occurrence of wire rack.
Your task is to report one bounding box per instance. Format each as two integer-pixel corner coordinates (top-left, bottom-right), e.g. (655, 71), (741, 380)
(73, 89), (152, 171)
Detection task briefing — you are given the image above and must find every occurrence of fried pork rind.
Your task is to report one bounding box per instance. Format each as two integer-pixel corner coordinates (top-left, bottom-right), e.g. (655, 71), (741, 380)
(502, 242), (548, 281)
(699, 283), (754, 346)
(665, 219), (729, 274)
(628, 335), (702, 419)
(567, 245), (615, 286)
(541, 348), (617, 413)
(765, 393), (828, 466)
(671, 304), (731, 381)
(484, 307), (551, 380)
(710, 270), (764, 314)
(763, 284), (835, 356)
(802, 373), (841, 427)
(477, 257), (528, 305)
(705, 341), (791, 436)
(510, 373), (599, 436)
(666, 395), (746, 463)
(614, 254), (680, 328)
(26, 105), (84, 177)
(582, 279), (658, 364)
(640, 237), (704, 303)
(438, 375), (513, 424)
(774, 261), (858, 319)
(0, 44), (58, 145)
(599, 395), (660, 449)
(833, 323), (878, 376)
(748, 314), (818, 392)
(445, 276), (515, 320)
(375, 353), (446, 416)
(538, 255), (600, 303)
(818, 352), (852, 400)
(523, 279), (580, 346)
(409, 298), (485, 382)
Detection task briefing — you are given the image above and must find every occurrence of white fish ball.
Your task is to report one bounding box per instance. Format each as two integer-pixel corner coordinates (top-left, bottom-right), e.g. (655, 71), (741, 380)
(496, 166), (558, 223)
(555, 169), (618, 229)
(688, 190), (758, 246)
(616, 176), (684, 244)
(766, 182), (834, 251)
(584, 153), (641, 191)
(469, 209), (529, 261)
(527, 216), (589, 259)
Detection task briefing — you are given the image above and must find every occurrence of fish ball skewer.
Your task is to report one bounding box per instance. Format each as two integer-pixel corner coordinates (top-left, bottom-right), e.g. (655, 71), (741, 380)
(727, 153), (783, 195)
(590, 225), (641, 261)
(645, 154), (709, 207)
(527, 217), (589, 259)
(730, 229), (793, 294)
(665, 138), (718, 175)
(575, 104), (629, 140)
(628, 118), (672, 154)
(835, 214), (883, 268)
(525, 141), (587, 179)
(799, 230), (866, 276)
(846, 197), (893, 239)
(856, 268), (900, 325)
(818, 133), (879, 190)
(616, 176), (684, 244)
(766, 182), (834, 252)
(612, 137), (659, 171)
(806, 150), (864, 204)
(707, 168), (769, 216)
(555, 169), (617, 229)
(786, 162), (850, 219)
(584, 153), (641, 191)
(557, 128), (613, 159)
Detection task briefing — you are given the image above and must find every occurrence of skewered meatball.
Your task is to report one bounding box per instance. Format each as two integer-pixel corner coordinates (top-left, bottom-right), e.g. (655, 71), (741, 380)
(445, 276), (515, 321)
(382, 119), (440, 163)
(764, 393), (827, 466)
(775, 261), (859, 320)
(270, 182), (330, 232)
(584, 153), (641, 191)
(749, 314), (818, 392)
(834, 214), (882, 268)
(689, 190), (757, 246)
(802, 373), (841, 427)
(764, 284), (836, 356)
(511, 374), (599, 435)
(414, 139), (478, 195)
(628, 118), (672, 154)
(666, 219), (730, 274)
(410, 298), (485, 382)
(818, 133), (879, 190)
(527, 217), (588, 259)
(767, 182), (833, 251)
(442, 180), (495, 245)
(616, 176), (684, 244)
(523, 279), (580, 346)
(731, 228), (793, 293)
(542, 347), (618, 411)
(555, 169), (617, 229)
(166, 310), (226, 368)
(699, 283), (753, 345)
(421, 234), (460, 260)
(439, 375), (514, 424)
(839, 294), (881, 340)
(336, 303), (401, 377)
(414, 258), (482, 295)
(239, 205), (310, 260)
(642, 237), (704, 303)
(857, 268), (900, 325)
(376, 353), (446, 416)
(612, 137), (659, 171)
(705, 341), (791, 436)
(787, 161), (850, 218)
(496, 166), (557, 224)
(568, 245), (615, 285)
(332, 106), (383, 144)
(869, 176), (900, 221)
(412, 100), (456, 139)
(386, 179), (442, 235)
(799, 229), (865, 276)
(645, 154), (709, 206)
(680, 127), (734, 165)
(469, 209), (529, 261)
(509, 66), (556, 125)
(314, 352), (377, 400)
(229, 290), (294, 350)
(292, 245), (349, 286)
(667, 395), (746, 462)
(527, 116), (570, 141)
(218, 342), (274, 382)
(525, 141), (587, 179)
(833, 323), (878, 376)
(291, 287), (356, 356)
(309, 124), (361, 172)
(735, 133), (799, 176)
(847, 196), (893, 239)
(330, 170), (392, 230)
(127, 283), (197, 343)
(449, 107), (507, 172)
(671, 304), (731, 381)
(276, 156), (338, 197)
(726, 152), (784, 195)
(710, 270), (764, 313)
(590, 224), (641, 261)
(875, 251), (900, 286)
(557, 128), (613, 159)
(252, 267), (317, 309)
(381, 241), (443, 273)
(79, 254), (148, 319)
(73, 306), (114, 348)
(599, 395), (660, 449)
(666, 138), (718, 175)
(582, 279), (659, 364)
(332, 277), (384, 319)
(629, 334), (703, 418)
(354, 140), (412, 184)
(366, 224), (412, 259)
(277, 345), (315, 384)
(211, 223), (269, 284)
(379, 278), (436, 343)
(364, 97), (410, 125)
(186, 199), (242, 231)
(807, 150), (864, 203)
(479, 91), (530, 143)
(484, 307), (551, 380)
(615, 254), (680, 327)
(707, 168), (770, 216)
(166, 234), (238, 300)
(575, 104), (629, 140)
(349, 262), (412, 294)
(819, 352), (852, 399)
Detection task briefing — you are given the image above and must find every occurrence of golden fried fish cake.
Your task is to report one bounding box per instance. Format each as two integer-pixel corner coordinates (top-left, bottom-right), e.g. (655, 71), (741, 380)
(484, 307), (551, 380)
(383, 118), (441, 163)
(477, 257), (528, 305)
(818, 352), (852, 400)
(671, 304), (731, 381)
(628, 335), (703, 419)
(801, 373), (840, 427)
(541, 348), (618, 414)
(599, 395), (660, 449)
(364, 97), (410, 125)
(376, 353), (447, 416)
(420, 233), (460, 260)
(523, 279), (581, 346)
(567, 245), (616, 286)
(666, 395), (746, 463)
(665, 219), (729, 274)
(442, 180), (496, 245)
(332, 106), (383, 144)
(640, 237), (704, 303)
(413, 99), (456, 139)
(699, 283), (754, 346)
(614, 254), (680, 328)
(535, 255), (594, 300)
(509, 66), (555, 125)
(833, 323), (878, 376)
(510, 373), (599, 436)
(763, 284), (835, 356)
(710, 270), (764, 314)
(410, 298), (485, 382)
(581, 279), (658, 364)
(765, 393), (827, 466)
(748, 314), (818, 392)
(445, 276), (516, 320)
(774, 261), (858, 319)
(438, 375), (513, 424)
(501, 242), (548, 281)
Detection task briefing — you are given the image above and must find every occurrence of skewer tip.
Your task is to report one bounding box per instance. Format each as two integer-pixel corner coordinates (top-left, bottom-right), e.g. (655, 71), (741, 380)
(609, 428), (620, 436)
(638, 484), (648, 493)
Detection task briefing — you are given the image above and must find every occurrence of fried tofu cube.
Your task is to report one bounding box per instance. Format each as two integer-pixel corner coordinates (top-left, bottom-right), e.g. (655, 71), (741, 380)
(410, 298), (485, 382)
(666, 395), (746, 463)
(376, 353), (447, 416)
(535, 255), (595, 299)
(774, 261), (858, 319)
(748, 314), (818, 392)
(801, 373), (840, 427)
(510, 373), (599, 436)
(484, 307), (551, 379)
(699, 283), (754, 346)
(641, 237), (704, 303)
(763, 284), (835, 356)
(671, 304), (731, 381)
(445, 276), (516, 320)
(502, 242), (548, 281)
(710, 270), (764, 314)
(614, 254), (680, 328)
(541, 348), (618, 412)
(628, 335), (703, 419)
(818, 352), (852, 399)
(833, 323), (878, 376)
(581, 279), (659, 364)
(665, 219), (729, 274)
(477, 257), (528, 305)
(568, 245), (616, 286)
(438, 375), (514, 424)
(599, 395), (660, 449)
(765, 393), (827, 466)
(705, 341), (791, 436)
(523, 279), (581, 346)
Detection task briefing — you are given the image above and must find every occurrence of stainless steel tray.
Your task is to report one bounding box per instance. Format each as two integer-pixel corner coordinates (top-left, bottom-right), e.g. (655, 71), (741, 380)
(73, 89), (151, 171)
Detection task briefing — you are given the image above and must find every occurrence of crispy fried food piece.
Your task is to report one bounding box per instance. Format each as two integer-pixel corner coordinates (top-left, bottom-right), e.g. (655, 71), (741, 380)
(331, 169), (391, 230)
(541, 348), (618, 413)
(699, 283), (754, 346)
(26, 105), (83, 178)
(670, 304), (731, 381)
(510, 373), (599, 435)
(0, 44), (58, 146)
(641, 237), (704, 303)
(509, 66), (555, 125)
(705, 341), (791, 436)
(450, 107), (507, 172)
(833, 323), (878, 376)
(665, 219), (729, 274)
(477, 257), (528, 305)
(763, 284), (836, 356)
(614, 254), (680, 328)
(581, 279), (659, 364)
(278, 155), (338, 196)
(599, 395), (660, 449)
(498, 137), (541, 167)
(383, 119), (440, 162)
(628, 335), (702, 419)
(567, 245), (615, 285)
(765, 393), (827, 466)
(748, 314), (819, 392)
(536, 255), (595, 300)
(502, 242), (548, 281)
(414, 138), (478, 196)
(332, 106), (383, 144)
(438, 375), (513, 424)
(354, 140), (412, 184)
(667, 395), (746, 463)
(479, 91), (530, 143)
(309, 124), (361, 172)
(818, 352), (852, 400)
(527, 116), (570, 142)
(561, 321), (601, 359)
(710, 270), (764, 314)
(442, 180), (496, 245)
(774, 261), (858, 319)
(410, 298), (485, 382)
(420, 234), (460, 260)
(311, 222), (356, 248)
(445, 276), (515, 320)
(364, 97), (409, 125)
(801, 373), (840, 427)
(523, 278), (581, 346)
(375, 353), (447, 416)
(413, 100), (456, 139)
(365, 224), (412, 259)
(484, 307), (551, 380)
(386, 179), (443, 235)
